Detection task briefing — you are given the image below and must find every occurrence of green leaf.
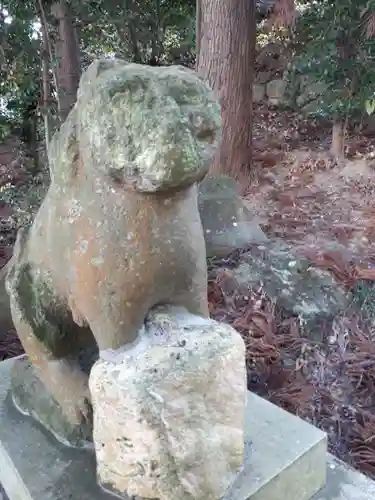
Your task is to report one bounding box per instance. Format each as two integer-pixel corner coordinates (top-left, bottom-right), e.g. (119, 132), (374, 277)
(365, 99), (375, 116)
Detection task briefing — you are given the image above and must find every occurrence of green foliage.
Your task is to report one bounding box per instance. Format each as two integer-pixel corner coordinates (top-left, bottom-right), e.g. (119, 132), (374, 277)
(0, 0), (196, 146)
(289, 0), (375, 122)
(365, 98), (375, 115)
(0, 1), (40, 136)
(0, 114), (12, 140)
(352, 280), (375, 326)
(76, 0), (196, 64)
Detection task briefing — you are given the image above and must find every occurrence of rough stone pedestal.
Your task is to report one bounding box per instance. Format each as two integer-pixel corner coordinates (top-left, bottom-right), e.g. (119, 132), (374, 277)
(89, 306), (247, 500)
(4, 355), (372, 500)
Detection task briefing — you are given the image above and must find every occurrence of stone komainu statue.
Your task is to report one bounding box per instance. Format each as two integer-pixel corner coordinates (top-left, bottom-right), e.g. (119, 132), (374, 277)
(5, 59), (221, 427)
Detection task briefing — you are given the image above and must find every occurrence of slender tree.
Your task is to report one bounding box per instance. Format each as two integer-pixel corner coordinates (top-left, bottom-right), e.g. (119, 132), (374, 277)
(197, 0), (257, 190)
(51, 0), (81, 122)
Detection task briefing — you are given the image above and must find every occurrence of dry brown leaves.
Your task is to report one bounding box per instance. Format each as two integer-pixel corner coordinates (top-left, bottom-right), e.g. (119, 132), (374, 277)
(208, 265), (311, 409)
(0, 329), (23, 361)
(302, 249), (358, 289)
(208, 261), (375, 481)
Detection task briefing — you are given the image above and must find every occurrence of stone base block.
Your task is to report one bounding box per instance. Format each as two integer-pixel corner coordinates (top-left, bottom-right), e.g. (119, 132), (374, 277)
(89, 307), (247, 500)
(0, 357), (113, 500)
(0, 355), (348, 500)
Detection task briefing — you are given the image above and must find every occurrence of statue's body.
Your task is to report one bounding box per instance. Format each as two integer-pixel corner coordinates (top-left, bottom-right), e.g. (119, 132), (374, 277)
(5, 60), (221, 427)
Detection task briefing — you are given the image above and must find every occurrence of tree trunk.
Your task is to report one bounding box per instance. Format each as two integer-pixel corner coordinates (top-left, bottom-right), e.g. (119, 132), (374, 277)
(21, 104), (39, 170)
(40, 22), (53, 150)
(197, 0), (256, 192)
(51, 0), (81, 122)
(29, 113), (39, 171)
(331, 120), (346, 159)
(150, 0), (162, 64)
(127, 22), (143, 63)
(38, 0), (61, 117)
(196, 0), (201, 66)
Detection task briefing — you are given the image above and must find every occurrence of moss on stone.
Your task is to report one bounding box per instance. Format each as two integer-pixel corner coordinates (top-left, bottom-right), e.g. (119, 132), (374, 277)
(11, 262), (69, 352)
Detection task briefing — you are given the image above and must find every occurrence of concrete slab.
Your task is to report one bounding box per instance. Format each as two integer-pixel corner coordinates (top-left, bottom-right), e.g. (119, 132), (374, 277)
(227, 391), (327, 500)
(0, 483), (9, 500)
(314, 455), (375, 499)
(0, 357), (327, 500)
(0, 357), (113, 500)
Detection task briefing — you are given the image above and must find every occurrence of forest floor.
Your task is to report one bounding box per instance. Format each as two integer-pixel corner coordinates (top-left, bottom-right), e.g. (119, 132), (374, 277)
(3, 106), (375, 479)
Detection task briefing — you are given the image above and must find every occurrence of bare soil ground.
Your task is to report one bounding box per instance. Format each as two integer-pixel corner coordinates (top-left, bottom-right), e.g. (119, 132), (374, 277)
(2, 107), (375, 479)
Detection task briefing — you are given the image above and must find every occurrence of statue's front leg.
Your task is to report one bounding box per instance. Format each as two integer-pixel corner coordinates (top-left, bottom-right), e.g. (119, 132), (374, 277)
(11, 304), (92, 426)
(6, 258), (93, 426)
(170, 255), (210, 318)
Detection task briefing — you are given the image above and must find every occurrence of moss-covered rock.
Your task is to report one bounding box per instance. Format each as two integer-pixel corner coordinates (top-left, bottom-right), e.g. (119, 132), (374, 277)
(232, 241), (349, 341)
(198, 175), (268, 258)
(50, 59), (221, 193)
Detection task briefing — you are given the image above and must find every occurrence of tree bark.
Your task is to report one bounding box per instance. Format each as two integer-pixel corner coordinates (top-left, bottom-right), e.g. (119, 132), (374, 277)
(40, 22), (53, 150)
(21, 103), (39, 170)
(196, 0), (201, 66)
(197, 0), (256, 192)
(331, 120), (346, 159)
(38, 0), (61, 117)
(51, 0), (81, 122)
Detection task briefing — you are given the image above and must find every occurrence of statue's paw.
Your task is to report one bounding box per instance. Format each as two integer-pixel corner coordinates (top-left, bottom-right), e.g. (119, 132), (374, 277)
(41, 360), (92, 426)
(62, 371), (92, 426)
(66, 389), (93, 426)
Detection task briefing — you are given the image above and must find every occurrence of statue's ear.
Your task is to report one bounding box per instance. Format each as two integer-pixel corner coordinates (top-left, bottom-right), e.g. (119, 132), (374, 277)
(48, 107), (79, 186)
(77, 58), (126, 101)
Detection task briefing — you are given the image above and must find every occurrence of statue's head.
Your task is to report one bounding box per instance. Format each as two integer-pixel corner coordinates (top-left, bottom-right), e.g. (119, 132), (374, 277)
(66, 59), (222, 193)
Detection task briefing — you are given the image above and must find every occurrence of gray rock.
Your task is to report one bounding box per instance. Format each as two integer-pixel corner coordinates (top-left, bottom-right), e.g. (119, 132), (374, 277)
(253, 84), (266, 103)
(255, 71), (272, 84)
(232, 241), (349, 341)
(296, 82), (327, 111)
(266, 79), (286, 106)
(198, 175), (268, 258)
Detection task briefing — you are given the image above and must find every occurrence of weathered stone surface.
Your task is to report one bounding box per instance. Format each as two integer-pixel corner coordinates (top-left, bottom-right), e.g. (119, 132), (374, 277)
(5, 58), (221, 428)
(198, 175), (268, 258)
(253, 84), (266, 103)
(266, 79), (286, 106)
(0, 356), (329, 500)
(255, 71), (272, 85)
(10, 355), (94, 448)
(296, 81), (327, 109)
(90, 305), (247, 500)
(313, 456), (375, 500)
(72, 60), (221, 193)
(232, 241), (349, 340)
(0, 357), (114, 500)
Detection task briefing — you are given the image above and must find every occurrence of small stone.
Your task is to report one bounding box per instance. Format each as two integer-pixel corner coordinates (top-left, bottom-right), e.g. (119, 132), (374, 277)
(253, 84), (265, 103)
(266, 79), (286, 106)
